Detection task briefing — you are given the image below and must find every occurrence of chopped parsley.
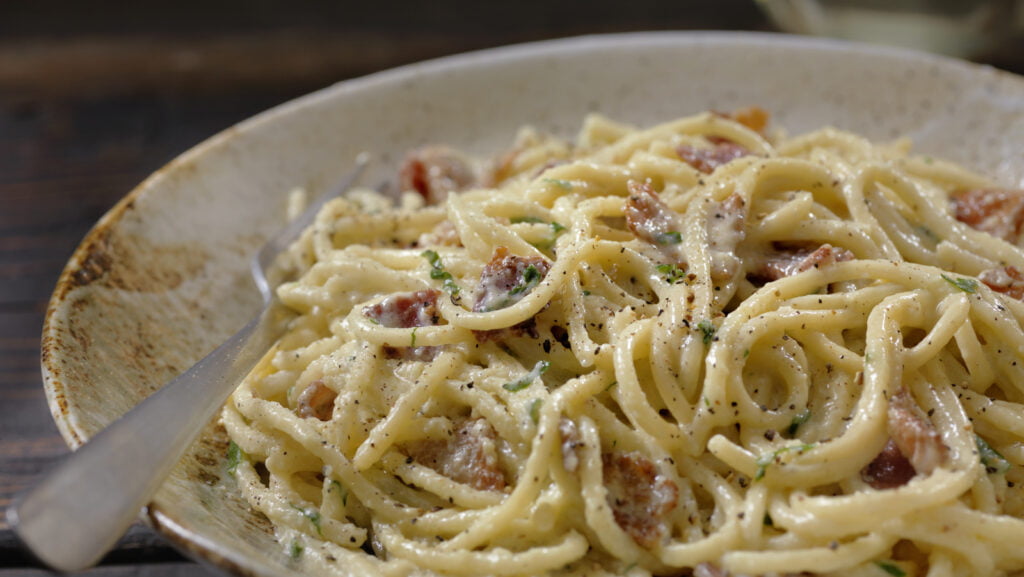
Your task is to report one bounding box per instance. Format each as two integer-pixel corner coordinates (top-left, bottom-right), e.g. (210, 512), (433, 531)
(941, 273), (978, 294)
(226, 441), (245, 477)
(330, 480), (349, 506)
(656, 263), (687, 284)
(288, 539), (304, 560)
(874, 561), (906, 577)
(503, 360), (550, 392)
(511, 216), (566, 250)
(976, 435), (1011, 474)
(290, 504), (323, 537)
(529, 398), (543, 424)
(543, 178), (574, 191)
(509, 264), (543, 296)
(654, 231), (683, 245)
(754, 443), (816, 481)
(787, 409), (811, 436)
(697, 319), (716, 345)
(422, 250), (460, 295)
(915, 225), (939, 243)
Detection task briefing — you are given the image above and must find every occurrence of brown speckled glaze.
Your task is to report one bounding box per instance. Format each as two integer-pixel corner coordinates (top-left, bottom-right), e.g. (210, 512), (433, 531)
(40, 32), (1024, 577)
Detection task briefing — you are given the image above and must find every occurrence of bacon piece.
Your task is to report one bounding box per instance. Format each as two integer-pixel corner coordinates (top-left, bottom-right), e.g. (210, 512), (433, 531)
(888, 388), (949, 476)
(559, 418), (582, 473)
(485, 147), (520, 187)
(405, 418), (506, 491)
(472, 248), (551, 342)
(473, 247), (551, 313)
(951, 188), (1024, 244)
(677, 142), (750, 174)
(296, 380), (337, 421)
(603, 451), (678, 549)
(399, 145), (478, 205)
(363, 289), (442, 360)
(862, 388), (949, 489)
(861, 439), (916, 489)
(625, 180), (685, 250)
(724, 106), (769, 134)
(364, 290), (441, 329)
(756, 243), (855, 282)
(980, 266), (1024, 300)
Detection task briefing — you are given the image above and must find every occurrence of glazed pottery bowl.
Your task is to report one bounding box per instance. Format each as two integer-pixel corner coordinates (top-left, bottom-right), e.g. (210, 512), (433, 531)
(41, 32), (1024, 576)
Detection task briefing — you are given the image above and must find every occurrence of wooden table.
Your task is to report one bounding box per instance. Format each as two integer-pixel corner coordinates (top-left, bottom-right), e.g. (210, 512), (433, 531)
(2, 2), (1021, 575)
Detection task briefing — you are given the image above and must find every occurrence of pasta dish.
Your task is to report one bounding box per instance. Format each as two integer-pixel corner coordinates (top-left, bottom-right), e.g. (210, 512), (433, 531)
(221, 109), (1024, 577)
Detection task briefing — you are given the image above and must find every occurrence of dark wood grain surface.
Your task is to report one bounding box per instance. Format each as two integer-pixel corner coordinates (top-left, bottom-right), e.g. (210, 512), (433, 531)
(1, 1), (1021, 575)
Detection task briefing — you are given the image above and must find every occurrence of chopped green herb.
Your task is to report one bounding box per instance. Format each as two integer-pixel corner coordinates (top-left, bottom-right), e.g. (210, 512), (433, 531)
(915, 225), (939, 243)
(503, 360), (550, 392)
(654, 231), (683, 245)
(754, 443), (816, 481)
(788, 409), (811, 436)
(976, 435), (1011, 474)
(226, 441), (245, 477)
(582, 290), (592, 296)
(529, 398), (543, 424)
(621, 561), (638, 574)
(743, 348), (750, 358)
(410, 327), (417, 348)
(697, 319), (716, 345)
(874, 561), (906, 577)
(941, 273), (978, 294)
(604, 380), (618, 392)
(422, 250), (460, 295)
(513, 217), (566, 250)
(288, 540), (304, 560)
(290, 504), (323, 537)
(656, 263), (687, 284)
(330, 480), (349, 506)
(703, 395), (711, 408)
(543, 178), (574, 191)
(509, 264), (542, 296)
(511, 216), (546, 225)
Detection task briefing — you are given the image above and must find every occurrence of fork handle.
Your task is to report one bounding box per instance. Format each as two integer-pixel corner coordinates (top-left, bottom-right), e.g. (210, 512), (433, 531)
(7, 303), (283, 572)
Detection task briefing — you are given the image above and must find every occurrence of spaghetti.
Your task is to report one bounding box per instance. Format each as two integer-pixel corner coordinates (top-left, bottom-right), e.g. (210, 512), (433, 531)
(222, 110), (1024, 577)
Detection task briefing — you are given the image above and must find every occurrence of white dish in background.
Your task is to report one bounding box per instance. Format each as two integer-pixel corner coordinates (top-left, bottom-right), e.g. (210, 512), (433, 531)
(40, 32), (1024, 577)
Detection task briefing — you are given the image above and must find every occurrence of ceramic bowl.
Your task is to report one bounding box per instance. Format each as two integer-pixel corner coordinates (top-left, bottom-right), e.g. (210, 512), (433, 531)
(40, 32), (1024, 576)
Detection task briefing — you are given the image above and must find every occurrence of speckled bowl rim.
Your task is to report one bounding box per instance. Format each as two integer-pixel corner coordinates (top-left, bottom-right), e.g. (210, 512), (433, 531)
(40, 31), (1024, 577)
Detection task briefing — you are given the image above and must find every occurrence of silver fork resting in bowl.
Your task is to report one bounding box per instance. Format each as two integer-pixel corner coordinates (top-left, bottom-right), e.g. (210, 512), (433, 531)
(7, 155), (369, 572)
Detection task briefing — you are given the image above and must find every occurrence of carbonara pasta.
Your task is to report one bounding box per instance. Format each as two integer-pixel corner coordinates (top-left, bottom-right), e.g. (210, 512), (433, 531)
(222, 110), (1024, 577)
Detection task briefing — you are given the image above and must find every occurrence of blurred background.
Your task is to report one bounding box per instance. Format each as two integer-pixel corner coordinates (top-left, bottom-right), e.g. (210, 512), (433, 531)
(1, 1), (1023, 575)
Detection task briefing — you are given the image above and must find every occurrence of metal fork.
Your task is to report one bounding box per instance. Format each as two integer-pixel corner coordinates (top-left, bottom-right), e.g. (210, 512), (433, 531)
(7, 155), (368, 572)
